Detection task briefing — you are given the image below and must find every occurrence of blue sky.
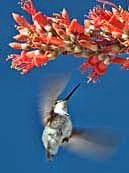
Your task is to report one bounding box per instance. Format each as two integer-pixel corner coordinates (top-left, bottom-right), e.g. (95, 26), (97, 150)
(0, 0), (129, 172)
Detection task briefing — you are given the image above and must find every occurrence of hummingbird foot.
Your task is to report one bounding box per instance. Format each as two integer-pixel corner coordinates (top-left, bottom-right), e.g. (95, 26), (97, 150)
(62, 137), (69, 143)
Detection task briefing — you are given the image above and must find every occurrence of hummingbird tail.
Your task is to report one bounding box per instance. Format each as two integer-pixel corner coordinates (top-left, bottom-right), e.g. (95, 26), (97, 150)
(46, 150), (54, 161)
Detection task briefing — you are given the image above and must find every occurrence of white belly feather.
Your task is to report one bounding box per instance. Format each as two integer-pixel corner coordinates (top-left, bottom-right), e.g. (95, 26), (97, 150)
(42, 115), (72, 155)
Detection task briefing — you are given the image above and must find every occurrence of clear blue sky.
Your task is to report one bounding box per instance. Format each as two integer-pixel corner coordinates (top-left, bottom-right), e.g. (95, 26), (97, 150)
(0, 0), (129, 172)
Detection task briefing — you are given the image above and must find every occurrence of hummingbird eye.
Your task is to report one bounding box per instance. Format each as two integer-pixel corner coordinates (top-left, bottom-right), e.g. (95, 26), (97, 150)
(56, 100), (61, 104)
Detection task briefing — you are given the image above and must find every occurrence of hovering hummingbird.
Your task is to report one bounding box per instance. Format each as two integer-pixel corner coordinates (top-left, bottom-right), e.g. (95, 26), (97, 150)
(39, 74), (120, 161)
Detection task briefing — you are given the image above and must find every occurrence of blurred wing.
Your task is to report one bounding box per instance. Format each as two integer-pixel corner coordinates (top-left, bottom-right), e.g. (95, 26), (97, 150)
(39, 73), (70, 125)
(63, 128), (121, 160)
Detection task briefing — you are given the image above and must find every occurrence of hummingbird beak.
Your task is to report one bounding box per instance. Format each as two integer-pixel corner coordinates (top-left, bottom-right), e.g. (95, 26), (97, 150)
(64, 83), (80, 101)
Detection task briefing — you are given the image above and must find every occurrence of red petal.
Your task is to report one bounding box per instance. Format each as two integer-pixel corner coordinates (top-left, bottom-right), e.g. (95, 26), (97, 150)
(32, 12), (49, 27)
(22, 0), (37, 15)
(33, 55), (48, 67)
(12, 13), (30, 27)
(68, 19), (84, 33)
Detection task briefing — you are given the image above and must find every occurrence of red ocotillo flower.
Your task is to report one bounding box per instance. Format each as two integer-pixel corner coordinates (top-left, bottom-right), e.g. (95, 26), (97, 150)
(7, 0), (129, 82)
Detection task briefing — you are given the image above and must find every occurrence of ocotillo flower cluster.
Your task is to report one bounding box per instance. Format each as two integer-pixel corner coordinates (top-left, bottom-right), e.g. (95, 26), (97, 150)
(7, 0), (129, 82)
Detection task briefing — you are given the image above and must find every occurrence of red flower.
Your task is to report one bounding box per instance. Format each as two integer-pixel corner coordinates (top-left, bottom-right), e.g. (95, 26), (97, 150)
(80, 55), (108, 82)
(67, 19), (84, 34)
(87, 2), (129, 43)
(81, 54), (129, 82)
(7, 0), (129, 82)
(7, 50), (49, 74)
(21, 0), (37, 15)
(111, 57), (129, 70)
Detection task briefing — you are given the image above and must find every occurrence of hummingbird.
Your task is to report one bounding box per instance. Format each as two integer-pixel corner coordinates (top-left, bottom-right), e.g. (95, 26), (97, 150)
(39, 74), (120, 161)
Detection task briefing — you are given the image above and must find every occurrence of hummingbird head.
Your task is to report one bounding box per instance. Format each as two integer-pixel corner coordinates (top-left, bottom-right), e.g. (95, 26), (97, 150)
(54, 100), (68, 115)
(54, 83), (80, 116)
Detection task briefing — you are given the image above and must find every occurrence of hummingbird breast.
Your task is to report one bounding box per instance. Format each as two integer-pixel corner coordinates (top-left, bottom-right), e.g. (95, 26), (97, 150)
(42, 114), (72, 156)
(47, 114), (72, 141)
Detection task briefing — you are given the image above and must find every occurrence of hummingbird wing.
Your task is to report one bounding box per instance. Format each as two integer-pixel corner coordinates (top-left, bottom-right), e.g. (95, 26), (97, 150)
(39, 73), (70, 125)
(63, 128), (121, 160)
